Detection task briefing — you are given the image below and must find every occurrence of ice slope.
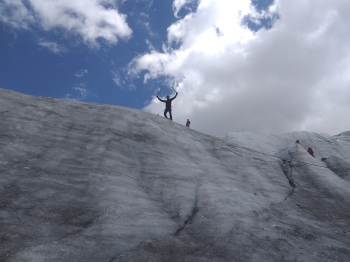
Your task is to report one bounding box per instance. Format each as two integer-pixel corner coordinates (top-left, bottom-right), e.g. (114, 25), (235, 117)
(0, 88), (349, 262)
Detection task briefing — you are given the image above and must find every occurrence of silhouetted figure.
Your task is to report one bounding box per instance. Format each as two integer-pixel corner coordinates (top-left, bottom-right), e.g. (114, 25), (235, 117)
(186, 119), (191, 128)
(295, 140), (299, 144)
(157, 91), (178, 120)
(307, 147), (315, 158)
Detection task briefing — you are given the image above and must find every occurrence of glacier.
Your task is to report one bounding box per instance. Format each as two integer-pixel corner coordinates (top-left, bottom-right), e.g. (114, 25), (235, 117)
(0, 88), (349, 262)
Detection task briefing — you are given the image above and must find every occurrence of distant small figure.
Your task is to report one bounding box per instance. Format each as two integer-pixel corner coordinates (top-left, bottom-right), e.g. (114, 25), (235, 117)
(295, 140), (299, 144)
(186, 119), (191, 128)
(307, 147), (315, 158)
(321, 157), (327, 161)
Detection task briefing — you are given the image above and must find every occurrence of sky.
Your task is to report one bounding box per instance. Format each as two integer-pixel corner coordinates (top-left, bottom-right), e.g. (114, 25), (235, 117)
(1, 0), (350, 136)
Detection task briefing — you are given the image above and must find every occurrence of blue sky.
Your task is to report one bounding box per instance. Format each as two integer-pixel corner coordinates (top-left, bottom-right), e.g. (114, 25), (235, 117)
(0, 0), (179, 108)
(1, 0), (350, 136)
(0, 0), (274, 107)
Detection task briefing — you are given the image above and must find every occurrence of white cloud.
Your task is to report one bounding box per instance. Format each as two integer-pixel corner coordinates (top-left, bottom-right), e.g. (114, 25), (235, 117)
(0, 0), (132, 47)
(173, 0), (195, 17)
(112, 71), (122, 87)
(65, 83), (97, 101)
(0, 0), (35, 29)
(39, 40), (67, 54)
(75, 69), (88, 78)
(73, 86), (88, 97)
(129, 0), (350, 136)
(145, 39), (155, 51)
(111, 69), (134, 90)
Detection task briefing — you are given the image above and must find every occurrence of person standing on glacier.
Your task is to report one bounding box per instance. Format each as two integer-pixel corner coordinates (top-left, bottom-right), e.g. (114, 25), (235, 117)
(157, 89), (178, 120)
(307, 147), (315, 158)
(186, 119), (191, 128)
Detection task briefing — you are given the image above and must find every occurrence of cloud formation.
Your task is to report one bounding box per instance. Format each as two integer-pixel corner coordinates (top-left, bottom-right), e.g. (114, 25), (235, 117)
(0, 0), (132, 47)
(38, 40), (67, 54)
(173, 0), (196, 17)
(75, 69), (88, 78)
(65, 83), (97, 101)
(130, 0), (350, 136)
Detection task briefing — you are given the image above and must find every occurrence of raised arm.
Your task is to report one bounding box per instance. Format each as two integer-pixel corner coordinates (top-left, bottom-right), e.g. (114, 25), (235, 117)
(157, 96), (166, 102)
(170, 92), (178, 101)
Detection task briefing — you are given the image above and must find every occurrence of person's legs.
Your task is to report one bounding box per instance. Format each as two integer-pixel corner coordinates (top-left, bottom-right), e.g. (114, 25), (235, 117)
(164, 109), (169, 118)
(169, 110), (173, 120)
